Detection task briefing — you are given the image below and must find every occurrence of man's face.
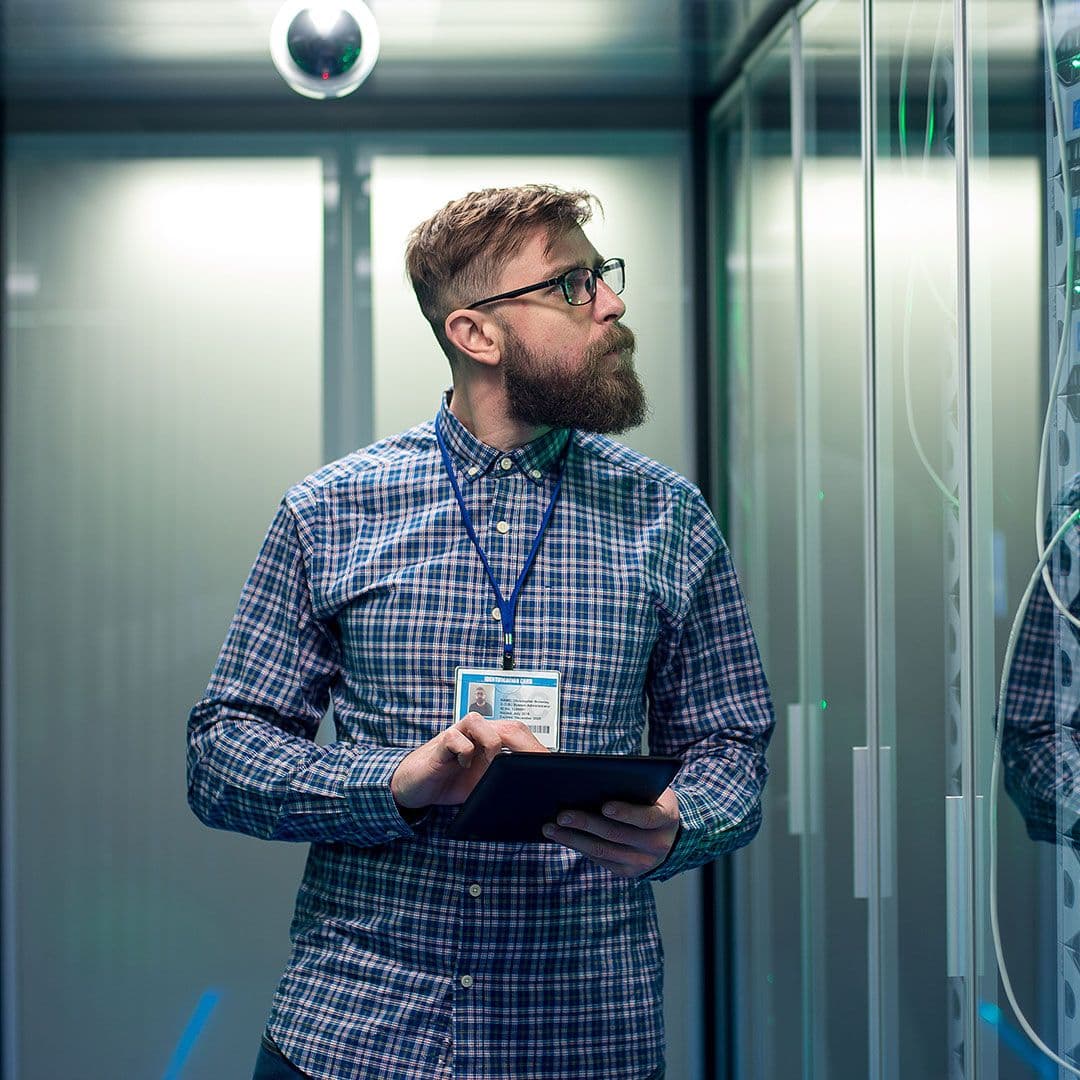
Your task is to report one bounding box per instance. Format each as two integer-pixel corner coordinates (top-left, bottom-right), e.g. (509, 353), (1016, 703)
(491, 225), (648, 434)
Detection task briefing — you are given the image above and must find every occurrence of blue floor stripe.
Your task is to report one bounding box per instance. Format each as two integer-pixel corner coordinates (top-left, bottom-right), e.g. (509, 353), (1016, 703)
(978, 1000), (1056, 1078)
(162, 988), (222, 1080)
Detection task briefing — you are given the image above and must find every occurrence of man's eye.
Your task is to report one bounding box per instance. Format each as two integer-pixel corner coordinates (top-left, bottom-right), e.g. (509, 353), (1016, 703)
(563, 269), (593, 303)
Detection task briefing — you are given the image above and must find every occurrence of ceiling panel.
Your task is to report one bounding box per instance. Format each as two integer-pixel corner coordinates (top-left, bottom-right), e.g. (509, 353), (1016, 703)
(3, 0), (720, 105)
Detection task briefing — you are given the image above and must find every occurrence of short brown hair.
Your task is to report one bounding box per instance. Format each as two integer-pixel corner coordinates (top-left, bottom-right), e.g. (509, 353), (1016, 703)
(405, 184), (598, 364)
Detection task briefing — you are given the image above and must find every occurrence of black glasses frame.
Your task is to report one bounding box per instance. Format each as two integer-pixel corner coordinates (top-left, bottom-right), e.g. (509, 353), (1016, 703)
(464, 257), (625, 309)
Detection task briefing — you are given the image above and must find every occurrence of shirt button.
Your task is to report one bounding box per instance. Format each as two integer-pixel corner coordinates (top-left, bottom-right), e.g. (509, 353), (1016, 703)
(499, 457), (513, 471)
(490, 607), (501, 620)
(460, 974), (474, 989)
(468, 883), (482, 898)
(530, 468), (542, 480)
(467, 465), (480, 477)
(495, 520), (510, 535)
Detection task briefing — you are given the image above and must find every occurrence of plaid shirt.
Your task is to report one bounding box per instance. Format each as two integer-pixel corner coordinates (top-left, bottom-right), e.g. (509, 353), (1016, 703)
(188, 397), (774, 1079)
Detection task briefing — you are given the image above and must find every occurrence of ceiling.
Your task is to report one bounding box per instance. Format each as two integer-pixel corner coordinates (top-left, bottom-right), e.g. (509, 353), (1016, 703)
(2, 0), (745, 118)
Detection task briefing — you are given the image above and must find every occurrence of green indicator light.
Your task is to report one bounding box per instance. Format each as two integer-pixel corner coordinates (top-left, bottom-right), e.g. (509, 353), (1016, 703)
(820, 699), (828, 711)
(818, 490), (825, 502)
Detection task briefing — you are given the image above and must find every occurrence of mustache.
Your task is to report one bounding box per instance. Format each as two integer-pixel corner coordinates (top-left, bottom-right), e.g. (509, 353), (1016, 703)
(585, 324), (636, 365)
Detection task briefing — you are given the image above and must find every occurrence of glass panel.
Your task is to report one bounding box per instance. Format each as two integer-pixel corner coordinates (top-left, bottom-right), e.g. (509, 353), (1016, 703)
(711, 98), (748, 1077)
(800, 1), (869, 1075)
(2, 150), (325, 1078)
(969, 2), (1072, 1079)
(726, 28), (805, 1080)
(873, 3), (962, 1076)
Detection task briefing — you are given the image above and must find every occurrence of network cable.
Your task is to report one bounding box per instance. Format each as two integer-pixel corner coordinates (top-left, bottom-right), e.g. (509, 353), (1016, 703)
(898, 0), (960, 510)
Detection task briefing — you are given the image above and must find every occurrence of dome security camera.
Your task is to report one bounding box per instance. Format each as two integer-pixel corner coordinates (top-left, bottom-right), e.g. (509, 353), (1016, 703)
(270, 1), (380, 100)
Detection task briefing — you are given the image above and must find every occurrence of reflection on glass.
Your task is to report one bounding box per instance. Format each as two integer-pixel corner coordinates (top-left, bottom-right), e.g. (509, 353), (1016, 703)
(874, 1), (960, 1075)
(970, 0), (1065, 1077)
(3, 154), (326, 1077)
(801, 0), (868, 1075)
(1002, 495), (1080, 846)
(722, 28), (804, 1080)
(717, 0), (1064, 1075)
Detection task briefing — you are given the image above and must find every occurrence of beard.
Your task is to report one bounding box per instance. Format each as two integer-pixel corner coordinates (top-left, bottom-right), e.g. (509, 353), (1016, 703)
(501, 322), (649, 435)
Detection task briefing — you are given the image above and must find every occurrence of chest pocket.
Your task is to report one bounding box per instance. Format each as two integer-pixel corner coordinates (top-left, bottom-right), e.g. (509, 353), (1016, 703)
(528, 544), (660, 754)
(334, 544), (496, 745)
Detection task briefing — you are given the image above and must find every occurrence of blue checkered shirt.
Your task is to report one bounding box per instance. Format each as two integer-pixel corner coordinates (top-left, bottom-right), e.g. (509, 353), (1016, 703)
(188, 397), (774, 1079)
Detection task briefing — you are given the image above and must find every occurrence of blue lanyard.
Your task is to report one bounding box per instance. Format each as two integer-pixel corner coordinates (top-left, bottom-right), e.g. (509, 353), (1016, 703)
(435, 413), (570, 670)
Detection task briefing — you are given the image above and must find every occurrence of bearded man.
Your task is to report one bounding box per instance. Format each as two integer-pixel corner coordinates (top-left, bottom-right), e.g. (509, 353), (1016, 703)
(188, 184), (774, 1080)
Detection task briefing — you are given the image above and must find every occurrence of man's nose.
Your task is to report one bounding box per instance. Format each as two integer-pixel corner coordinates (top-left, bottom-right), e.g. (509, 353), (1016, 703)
(592, 279), (625, 323)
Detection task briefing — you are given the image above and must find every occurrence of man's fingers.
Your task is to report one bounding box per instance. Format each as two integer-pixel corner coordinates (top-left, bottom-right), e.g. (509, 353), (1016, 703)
(551, 811), (666, 854)
(602, 789), (680, 830)
(456, 714), (505, 756)
(440, 728), (476, 766)
(540, 822), (653, 877)
(601, 801), (665, 829)
(492, 719), (549, 753)
(542, 788), (681, 877)
(455, 715), (548, 754)
(394, 717), (530, 810)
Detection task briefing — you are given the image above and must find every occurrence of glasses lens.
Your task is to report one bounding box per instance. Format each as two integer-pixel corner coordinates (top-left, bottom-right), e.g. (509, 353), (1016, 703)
(600, 259), (625, 296)
(563, 268), (594, 305)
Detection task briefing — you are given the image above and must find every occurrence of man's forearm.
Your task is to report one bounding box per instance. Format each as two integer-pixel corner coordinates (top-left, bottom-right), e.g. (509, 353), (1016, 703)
(187, 710), (415, 846)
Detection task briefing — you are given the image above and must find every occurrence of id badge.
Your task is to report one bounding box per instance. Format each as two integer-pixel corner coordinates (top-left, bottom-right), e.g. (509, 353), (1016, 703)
(454, 666), (561, 751)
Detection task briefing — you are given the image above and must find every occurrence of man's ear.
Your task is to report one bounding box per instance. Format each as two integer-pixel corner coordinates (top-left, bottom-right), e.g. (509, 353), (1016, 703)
(444, 309), (502, 367)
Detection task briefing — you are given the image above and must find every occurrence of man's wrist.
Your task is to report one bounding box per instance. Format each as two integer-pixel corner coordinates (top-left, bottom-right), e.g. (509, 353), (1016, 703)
(390, 769), (426, 821)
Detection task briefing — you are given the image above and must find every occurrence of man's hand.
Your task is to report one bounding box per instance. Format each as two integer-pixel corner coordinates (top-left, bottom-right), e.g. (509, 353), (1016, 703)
(541, 787), (681, 878)
(391, 715), (548, 811)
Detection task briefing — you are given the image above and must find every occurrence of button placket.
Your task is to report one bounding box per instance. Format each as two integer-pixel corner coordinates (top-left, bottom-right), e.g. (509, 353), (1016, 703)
(487, 476), (519, 551)
(485, 478), (519, 647)
(482, 471), (551, 658)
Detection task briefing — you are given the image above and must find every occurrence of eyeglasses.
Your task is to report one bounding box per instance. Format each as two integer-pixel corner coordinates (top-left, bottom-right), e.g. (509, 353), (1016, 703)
(464, 257), (625, 309)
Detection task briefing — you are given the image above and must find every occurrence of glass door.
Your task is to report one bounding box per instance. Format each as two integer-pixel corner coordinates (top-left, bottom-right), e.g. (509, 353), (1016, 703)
(722, 22), (806, 1080)
(799, 1), (871, 1075)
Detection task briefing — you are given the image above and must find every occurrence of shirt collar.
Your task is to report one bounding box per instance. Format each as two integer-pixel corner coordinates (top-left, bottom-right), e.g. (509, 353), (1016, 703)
(437, 391), (572, 487)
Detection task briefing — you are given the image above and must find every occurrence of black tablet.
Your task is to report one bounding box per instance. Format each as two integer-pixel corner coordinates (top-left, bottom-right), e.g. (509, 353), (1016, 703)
(446, 752), (681, 842)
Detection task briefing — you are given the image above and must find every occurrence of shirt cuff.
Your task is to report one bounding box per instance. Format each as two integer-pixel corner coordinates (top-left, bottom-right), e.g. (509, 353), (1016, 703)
(641, 788), (700, 881)
(344, 746), (424, 845)
(640, 786), (755, 882)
